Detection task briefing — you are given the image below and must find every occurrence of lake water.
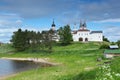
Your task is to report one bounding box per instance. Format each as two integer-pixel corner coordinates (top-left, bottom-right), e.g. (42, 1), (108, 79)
(0, 59), (43, 77)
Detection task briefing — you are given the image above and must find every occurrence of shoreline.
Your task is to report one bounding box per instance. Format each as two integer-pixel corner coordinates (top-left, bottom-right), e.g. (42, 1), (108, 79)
(0, 57), (59, 80)
(1, 57), (58, 66)
(0, 74), (17, 80)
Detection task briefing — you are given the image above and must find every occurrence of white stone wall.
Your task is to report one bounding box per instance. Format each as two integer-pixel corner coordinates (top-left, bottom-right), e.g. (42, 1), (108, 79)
(72, 31), (103, 42)
(89, 33), (103, 42)
(72, 31), (90, 42)
(72, 34), (79, 41)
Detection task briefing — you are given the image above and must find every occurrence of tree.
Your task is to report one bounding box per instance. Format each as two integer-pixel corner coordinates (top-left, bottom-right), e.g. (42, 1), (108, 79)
(41, 29), (54, 52)
(58, 27), (64, 42)
(58, 25), (73, 45)
(103, 36), (109, 42)
(30, 31), (37, 50)
(117, 40), (120, 48)
(11, 29), (28, 51)
(99, 43), (109, 49)
(36, 31), (42, 45)
(48, 29), (55, 52)
(24, 30), (30, 48)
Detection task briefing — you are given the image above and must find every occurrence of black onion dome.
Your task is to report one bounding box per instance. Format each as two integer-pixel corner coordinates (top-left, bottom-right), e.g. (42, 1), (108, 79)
(52, 20), (55, 27)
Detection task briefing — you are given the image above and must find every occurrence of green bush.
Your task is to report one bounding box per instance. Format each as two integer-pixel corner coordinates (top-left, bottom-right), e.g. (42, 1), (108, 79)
(117, 40), (120, 48)
(99, 44), (109, 49)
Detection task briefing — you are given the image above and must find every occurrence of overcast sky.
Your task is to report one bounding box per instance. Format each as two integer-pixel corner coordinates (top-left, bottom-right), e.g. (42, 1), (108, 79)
(0, 0), (120, 42)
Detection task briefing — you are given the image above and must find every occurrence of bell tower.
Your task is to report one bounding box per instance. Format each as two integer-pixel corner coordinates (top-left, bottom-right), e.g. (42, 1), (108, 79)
(80, 20), (87, 30)
(51, 19), (56, 31)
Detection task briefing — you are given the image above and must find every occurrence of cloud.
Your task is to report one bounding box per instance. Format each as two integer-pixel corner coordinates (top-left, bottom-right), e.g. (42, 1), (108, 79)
(0, 0), (119, 22)
(0, 12), (22, 20)
(0, 13), (23, 42)
(0, 19), (23, 29)
(16, 20), (22, 24)
(78, 0), (120, 21)
(56, 0), (120, 24)
(93, 18), (120, 23)
(103, 26), (120, 41)
(0, 20), (51, 43)
(0, 0), (75, 18)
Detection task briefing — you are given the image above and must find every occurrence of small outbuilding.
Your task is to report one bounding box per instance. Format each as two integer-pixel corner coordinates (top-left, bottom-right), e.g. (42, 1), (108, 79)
(104, 49), (120, 58)
(104, 45), (120, 58)
(109, 45), (119, 49)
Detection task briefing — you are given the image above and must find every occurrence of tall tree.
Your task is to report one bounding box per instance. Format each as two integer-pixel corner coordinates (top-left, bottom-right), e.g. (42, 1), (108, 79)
(30, 31), (38, 51)
(58, 27), (64, 42)
(103, 36), (109, 42)
(24, 30), (30, 48)
(48, 29), (55, 52)
(117, 40), (120, 48)
(11, 29), (27, 51)
(41, 30), (54, 52)
(58, 25), (73, 45)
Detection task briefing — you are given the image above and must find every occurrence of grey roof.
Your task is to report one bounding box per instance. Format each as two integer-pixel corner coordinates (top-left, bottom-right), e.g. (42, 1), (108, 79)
(109, 45), (119, 49)
(90, 31), (103, 34)
(42, 30), (57, 34)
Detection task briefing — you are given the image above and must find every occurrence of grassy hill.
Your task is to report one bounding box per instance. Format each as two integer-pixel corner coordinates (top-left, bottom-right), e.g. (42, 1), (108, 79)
(0, 42), (119, 80)
(53, 42), (101, 52)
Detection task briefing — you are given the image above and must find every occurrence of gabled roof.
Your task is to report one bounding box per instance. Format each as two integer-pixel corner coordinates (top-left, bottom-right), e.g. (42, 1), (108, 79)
(90, 31), (102, 34)
(72, 31), (77, 34)
(104, 49), (120, 54)
(72, 29), (90, 34)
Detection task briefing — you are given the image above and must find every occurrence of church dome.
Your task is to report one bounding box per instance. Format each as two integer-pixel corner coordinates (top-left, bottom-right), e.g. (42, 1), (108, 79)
(52, 23), (55, 27)
(52, 20), (55, 27)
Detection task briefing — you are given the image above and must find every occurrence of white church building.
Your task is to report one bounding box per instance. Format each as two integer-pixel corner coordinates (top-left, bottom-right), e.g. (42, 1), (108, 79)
(72, 21), (103, 42)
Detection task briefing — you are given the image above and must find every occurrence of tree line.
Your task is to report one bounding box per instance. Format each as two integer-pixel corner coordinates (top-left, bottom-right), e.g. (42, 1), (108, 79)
(10, 25), (73, 52)
(11, 24), (116, 51)
(11, 29), (54, 52)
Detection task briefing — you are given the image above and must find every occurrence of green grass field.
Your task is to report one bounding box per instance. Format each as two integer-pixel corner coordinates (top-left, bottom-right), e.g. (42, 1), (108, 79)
(0, 42), (119, 80)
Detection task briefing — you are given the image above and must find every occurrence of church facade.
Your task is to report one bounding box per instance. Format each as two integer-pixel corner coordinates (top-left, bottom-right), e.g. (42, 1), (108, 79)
(72, 22), (103, 42)
(50, 20), (103, 42)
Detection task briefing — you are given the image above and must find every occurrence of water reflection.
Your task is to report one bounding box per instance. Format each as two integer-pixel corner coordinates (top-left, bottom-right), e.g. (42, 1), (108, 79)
(0, 59), (41, 77)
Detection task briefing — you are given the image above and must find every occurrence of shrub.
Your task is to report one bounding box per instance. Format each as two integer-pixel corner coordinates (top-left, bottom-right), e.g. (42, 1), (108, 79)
(117, 40), (120, 48)
(99, 44), (109, 49)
